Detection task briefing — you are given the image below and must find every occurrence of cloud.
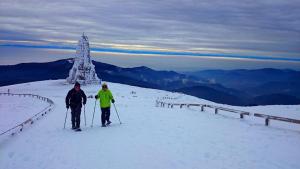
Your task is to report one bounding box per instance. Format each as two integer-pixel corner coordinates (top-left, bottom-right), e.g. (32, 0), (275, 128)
(1, 43), (300, 63)
(0, 0), (299, 63)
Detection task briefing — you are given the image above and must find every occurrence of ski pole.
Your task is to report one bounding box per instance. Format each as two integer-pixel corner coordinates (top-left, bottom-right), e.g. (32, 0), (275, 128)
(84, 105), (86, 126)
(64, 108), (69, 129)
(91, 99), (97, 127)
(113, 103), (122, 124)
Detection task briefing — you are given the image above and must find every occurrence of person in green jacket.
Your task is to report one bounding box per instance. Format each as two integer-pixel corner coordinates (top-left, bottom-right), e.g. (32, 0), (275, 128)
(95, 83), (115, 127)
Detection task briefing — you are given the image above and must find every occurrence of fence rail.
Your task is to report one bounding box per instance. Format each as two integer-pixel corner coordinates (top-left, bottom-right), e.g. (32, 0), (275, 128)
(156, 99), (300, 127)
(0, 92), (54, 136)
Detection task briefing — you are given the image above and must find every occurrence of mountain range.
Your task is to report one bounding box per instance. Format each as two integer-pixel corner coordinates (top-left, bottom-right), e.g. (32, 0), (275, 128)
(1, 59), (299, 106)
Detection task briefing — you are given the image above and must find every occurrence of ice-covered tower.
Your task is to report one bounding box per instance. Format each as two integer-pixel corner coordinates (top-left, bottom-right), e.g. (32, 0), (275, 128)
(67, 33), (100, 84)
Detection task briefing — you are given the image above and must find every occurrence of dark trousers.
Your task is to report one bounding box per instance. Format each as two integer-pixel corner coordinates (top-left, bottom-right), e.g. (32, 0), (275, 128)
(101, 107), (111, 125)
(71, 106), (81, 128)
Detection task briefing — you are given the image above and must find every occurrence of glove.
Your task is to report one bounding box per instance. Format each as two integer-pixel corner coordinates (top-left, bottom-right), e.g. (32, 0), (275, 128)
(112, 99), (115, 103)
(83, 102), (86, 105)
(95, 95), (98, 99)
(66, 105), (70, 109)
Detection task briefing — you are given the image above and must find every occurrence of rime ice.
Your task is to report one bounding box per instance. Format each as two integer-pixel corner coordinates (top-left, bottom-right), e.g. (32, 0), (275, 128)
(67, 33), (100, 84)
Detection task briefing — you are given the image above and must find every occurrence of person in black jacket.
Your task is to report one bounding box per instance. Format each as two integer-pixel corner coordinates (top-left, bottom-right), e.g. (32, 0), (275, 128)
(65, 82), (87, 131)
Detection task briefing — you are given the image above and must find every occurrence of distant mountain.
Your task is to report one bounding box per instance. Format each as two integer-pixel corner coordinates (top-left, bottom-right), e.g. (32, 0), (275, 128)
(186, 68), (300, 90)
(246, 81), (300, 98)
(1, 59), (299, 106)
(175, 84), (300, 106)
(94, 63), (207, 90)
(0, 60), (72, 86)
(195, 83), (251, 100)
(0, 59), (205, 90)
(184, 68), (300, 105)
(175, 85), (247, 106)
(251, 94), (300, 105)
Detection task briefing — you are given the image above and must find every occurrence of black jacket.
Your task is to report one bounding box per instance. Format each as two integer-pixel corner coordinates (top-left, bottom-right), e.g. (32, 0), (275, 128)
(65, 88), (87, 108)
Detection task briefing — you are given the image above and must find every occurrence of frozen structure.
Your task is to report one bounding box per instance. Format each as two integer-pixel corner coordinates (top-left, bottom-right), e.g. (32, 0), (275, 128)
(67, 33), (100, 84)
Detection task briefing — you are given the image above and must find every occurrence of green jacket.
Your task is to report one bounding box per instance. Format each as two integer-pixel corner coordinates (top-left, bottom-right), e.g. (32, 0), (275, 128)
(96, 89), (114, 108)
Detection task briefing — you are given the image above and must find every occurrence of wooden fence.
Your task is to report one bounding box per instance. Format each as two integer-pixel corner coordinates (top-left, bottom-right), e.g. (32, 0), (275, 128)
(0, 92), (54, 136)
(156, 100), (300, 127)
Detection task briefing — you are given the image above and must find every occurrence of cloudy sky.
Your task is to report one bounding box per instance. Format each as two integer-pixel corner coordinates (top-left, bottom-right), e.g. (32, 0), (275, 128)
(0, 0), (299, 71)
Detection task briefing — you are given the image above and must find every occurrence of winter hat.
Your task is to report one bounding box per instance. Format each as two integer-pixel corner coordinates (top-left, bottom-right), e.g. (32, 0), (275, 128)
(74, 82), (81, 87)
(102, 83), (108, 88)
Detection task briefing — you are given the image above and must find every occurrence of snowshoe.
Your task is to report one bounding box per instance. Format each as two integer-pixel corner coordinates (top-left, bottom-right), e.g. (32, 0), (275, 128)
(106, 121), (112, 126)
(101, 124), (106, 127)
(75, 128), (82, 132)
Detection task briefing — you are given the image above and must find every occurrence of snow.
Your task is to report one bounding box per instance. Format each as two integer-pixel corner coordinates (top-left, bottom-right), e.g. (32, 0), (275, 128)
(165, 95), (300, 131)
(0, 79), (300, 169)
(67, 33), (100, 84)
(0, 95), (49, 133)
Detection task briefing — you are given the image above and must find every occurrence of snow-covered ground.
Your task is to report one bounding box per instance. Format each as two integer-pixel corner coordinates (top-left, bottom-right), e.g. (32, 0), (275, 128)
(0, 94), (49, 133)
(0, 80), (300, 169)
(165, 95), (300, 131)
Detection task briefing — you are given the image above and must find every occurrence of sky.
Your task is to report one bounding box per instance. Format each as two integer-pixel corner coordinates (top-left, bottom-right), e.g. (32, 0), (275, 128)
(0, 0), (299, 71)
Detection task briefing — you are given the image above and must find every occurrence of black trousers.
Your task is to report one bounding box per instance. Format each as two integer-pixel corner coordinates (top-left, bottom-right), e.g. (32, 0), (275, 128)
(71, 105), (81, 128)
(101, 107), (111, 125)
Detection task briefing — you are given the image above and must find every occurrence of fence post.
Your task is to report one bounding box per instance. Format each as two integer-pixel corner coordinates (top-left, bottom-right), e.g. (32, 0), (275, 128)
(0, 93), (55, 137)
(215, 108), (218, 114)
(240, 114), (244, 119)
(201, 105), (204, 111)
(265, 118), (270, 126)
(19, 125), (23, 132)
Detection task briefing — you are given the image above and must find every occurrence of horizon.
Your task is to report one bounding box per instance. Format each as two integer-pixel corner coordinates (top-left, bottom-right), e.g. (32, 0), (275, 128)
(1, 54), (300, 72)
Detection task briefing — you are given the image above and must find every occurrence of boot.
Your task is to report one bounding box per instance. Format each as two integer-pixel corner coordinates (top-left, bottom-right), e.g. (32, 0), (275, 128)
(72, 122), (76, 130)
